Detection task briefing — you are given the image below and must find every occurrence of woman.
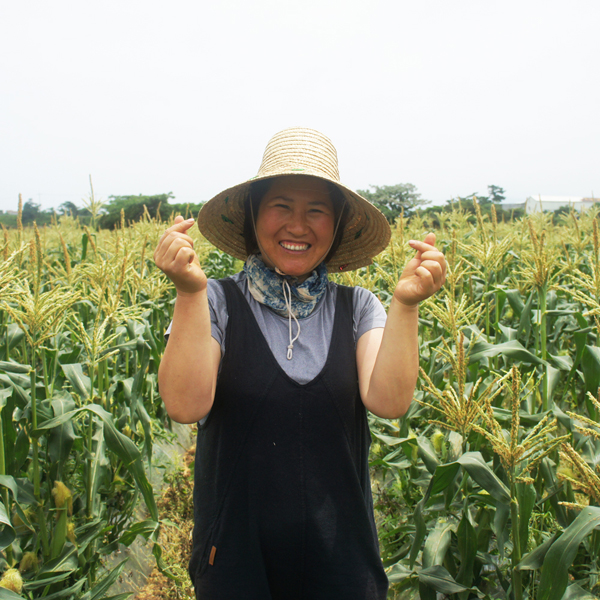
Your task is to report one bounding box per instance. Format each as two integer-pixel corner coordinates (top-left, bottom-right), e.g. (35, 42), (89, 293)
(154, 128), (446, 599)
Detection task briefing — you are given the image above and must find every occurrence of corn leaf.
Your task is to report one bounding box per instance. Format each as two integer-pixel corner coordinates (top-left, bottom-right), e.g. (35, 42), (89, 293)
(60, 363), (92, 399)
(0, 589), (24, 600)
(422, 518), (454, 568)
(538, 506), (600, 600)
(418, 565), (470, 594)
(0, 360), (30, 374)
(0, 498), (15, 551)
(79, 559), (130, 600)
(517, 533), (557, 570)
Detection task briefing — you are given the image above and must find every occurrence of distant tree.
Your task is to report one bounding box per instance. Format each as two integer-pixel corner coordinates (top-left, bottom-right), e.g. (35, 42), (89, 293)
(99, 193), (175, 229)
(487, 185), (505, 204)
(58, 201), (80, 216)
(357, 183), (426, 222)
(21, 199), (42, 224)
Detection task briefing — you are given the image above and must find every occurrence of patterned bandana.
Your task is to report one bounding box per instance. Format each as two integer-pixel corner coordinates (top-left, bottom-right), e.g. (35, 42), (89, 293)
(243, 254), (329, 318)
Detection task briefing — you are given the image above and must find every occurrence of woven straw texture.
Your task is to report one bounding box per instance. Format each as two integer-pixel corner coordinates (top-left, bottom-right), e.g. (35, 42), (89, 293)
(198, 127), (391, 272)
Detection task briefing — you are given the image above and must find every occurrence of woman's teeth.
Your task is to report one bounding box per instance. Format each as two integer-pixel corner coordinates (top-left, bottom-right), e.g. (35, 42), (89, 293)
(280, 242), (309, 251)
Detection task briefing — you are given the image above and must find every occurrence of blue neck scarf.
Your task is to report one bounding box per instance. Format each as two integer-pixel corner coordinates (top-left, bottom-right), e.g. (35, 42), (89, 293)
(243, 254), (329, 318)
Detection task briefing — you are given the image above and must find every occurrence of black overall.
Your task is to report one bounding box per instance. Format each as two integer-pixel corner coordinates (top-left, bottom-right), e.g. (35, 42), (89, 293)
(189, 278), (388, 599)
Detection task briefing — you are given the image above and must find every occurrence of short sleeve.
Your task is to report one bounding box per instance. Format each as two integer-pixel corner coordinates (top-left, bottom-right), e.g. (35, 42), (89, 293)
(352, 286), (387, 343)
(206, 279), (229, 353)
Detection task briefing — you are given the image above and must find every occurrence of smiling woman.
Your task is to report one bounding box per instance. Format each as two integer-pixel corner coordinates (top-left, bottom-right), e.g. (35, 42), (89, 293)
(153, 127), (447, 600)
(254, 176), (336, 279)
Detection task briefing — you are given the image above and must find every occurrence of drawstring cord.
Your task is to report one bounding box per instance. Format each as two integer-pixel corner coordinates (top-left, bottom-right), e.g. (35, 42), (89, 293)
(281, 278), (301, 359)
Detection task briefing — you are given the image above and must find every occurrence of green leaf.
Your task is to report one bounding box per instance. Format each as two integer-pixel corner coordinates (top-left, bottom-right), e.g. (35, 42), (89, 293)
(371, 431), (414, 448)
(419, 581), (436, 600)
(494, 503), (510, 560)
(36, 404), (158, 521)
(547, 353), (572, 371)
(73, 519), (104, 556)
(0, 376), (29, 408)
(422, 518), (453, 568)
(456, 452), (511, 504)
(538, 506), (600, 600)
(409, 500), (426, 569)
(562, 583), (597, 600)
(468, 339), (545, 366)
(0, 387), (10, 410)
(517, 482), (536, 553)
(0, 589), (25, 600)
(60, 363), (91, 399)
(418, 565), (470, 594)
(505, 289), (525, 318)
(0, 498), (16, 551)
(540, 458), (569, 528)
(36, 578), (86, 600)
(50, 508), (68, 560)
(386, 562), (415, 583)
(417, 436), (440, 475)
(24, 570), (74, 589)
(36, 543), (78, 577)
(544, 364), (562, 402)
(517, 291), (534, 344)
(81, 231), (89, 260)
(456, 510), (477, 588)
(118, 519), (159, 547)
(152, 542), (182, 582)
(48, 395), (77, 465)
(581, 345), (600, 396)
(1, 371), (30, 389)
(0, 361), (30, 374)
(5, 324), (25, 352)
(425, 462), (460, 500)
(79, 559), (130, 600)
(516, 533), (557, 570)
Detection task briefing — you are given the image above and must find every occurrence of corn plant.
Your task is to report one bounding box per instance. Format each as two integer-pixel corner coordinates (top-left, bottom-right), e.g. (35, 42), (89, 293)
(3, 202), (600, 599)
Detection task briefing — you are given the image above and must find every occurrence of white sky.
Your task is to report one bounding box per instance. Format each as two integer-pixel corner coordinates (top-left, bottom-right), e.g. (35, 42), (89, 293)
(1, 0), (598, 213)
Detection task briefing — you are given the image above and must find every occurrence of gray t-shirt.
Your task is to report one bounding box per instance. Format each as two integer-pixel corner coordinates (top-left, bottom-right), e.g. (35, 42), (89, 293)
(166, 272), (387, 385)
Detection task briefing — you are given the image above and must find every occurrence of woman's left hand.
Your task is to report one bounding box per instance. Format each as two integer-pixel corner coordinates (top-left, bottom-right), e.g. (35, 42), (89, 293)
(394, 232), (447, 307)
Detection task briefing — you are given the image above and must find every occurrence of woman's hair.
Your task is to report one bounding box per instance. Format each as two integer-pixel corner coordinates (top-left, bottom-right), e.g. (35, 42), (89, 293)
(243, 178), (348, 264)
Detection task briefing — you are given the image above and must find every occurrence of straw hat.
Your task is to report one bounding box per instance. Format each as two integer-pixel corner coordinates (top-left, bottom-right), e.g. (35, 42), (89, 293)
(198, 127), (391, 272)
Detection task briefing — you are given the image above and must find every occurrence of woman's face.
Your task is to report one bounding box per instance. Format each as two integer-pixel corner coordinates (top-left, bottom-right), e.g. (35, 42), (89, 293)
(255, 176), (335, 279)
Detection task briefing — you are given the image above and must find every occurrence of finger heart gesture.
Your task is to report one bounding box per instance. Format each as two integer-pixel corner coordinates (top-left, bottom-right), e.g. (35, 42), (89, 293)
(394, 232), (447, 307)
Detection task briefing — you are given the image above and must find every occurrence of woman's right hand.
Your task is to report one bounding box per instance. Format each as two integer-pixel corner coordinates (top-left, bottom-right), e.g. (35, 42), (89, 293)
(153, 215), (207, 295)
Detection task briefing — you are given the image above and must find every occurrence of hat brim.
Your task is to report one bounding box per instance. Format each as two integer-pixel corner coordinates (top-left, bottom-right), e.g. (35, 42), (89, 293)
(198, 172), (391, 273)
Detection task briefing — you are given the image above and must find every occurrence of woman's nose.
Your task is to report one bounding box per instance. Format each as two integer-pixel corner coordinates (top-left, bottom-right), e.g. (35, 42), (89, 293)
(286, 211), (309, 235)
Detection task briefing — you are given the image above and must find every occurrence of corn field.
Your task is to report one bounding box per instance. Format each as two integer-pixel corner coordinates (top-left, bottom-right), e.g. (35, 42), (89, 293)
(1, 202), (600, 600)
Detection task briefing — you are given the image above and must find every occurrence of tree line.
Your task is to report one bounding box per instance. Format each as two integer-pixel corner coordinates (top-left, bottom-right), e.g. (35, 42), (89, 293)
(1, 183), (523, 229)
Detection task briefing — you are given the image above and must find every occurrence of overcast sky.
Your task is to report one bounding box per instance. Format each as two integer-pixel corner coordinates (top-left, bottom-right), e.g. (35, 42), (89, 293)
(1, 0), (598, 213)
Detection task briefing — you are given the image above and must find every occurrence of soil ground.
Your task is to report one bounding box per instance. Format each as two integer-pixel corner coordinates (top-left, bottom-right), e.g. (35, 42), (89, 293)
(136, 446), (196, 600)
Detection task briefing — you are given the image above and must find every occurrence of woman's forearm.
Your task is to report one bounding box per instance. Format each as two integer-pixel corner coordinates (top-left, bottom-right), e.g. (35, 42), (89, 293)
(360, 298), (419, 419)
(158, 290), (220, 424)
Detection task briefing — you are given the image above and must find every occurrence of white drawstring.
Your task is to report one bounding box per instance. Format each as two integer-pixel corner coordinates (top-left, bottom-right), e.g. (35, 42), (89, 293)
(281, 278), (301, 359)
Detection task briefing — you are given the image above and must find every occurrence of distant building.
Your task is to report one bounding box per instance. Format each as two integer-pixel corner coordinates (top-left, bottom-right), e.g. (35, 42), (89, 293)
(524, 196), (599, 214)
